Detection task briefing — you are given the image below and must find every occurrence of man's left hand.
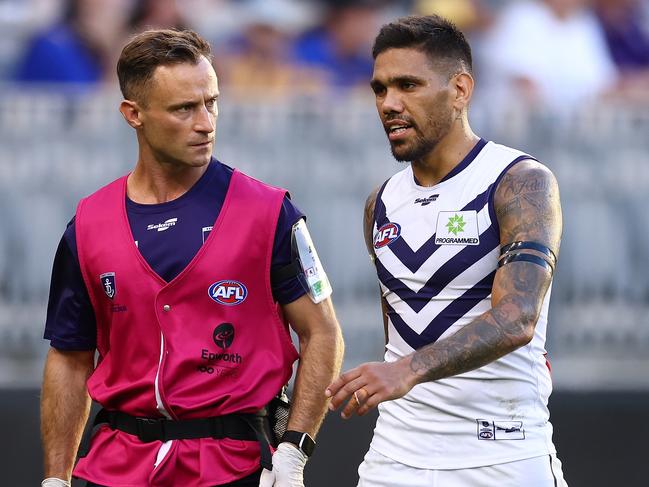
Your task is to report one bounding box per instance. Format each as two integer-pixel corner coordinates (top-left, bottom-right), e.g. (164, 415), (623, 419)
(258, 442), (307, 487)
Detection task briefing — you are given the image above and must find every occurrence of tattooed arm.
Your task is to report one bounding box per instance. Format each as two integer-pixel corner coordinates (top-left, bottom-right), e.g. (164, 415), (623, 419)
(409, 160), (561, 382)
(327, 160), (562, 417)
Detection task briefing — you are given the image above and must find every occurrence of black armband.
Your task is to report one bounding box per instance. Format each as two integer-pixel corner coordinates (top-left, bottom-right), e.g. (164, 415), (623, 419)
(270, 261), (302, 288)
(498, 252), (554, 273)
(500, 241), (557, 265)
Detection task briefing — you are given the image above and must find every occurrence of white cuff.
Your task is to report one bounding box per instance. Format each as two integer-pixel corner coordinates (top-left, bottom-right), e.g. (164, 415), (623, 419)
(41, 478), (71, 487)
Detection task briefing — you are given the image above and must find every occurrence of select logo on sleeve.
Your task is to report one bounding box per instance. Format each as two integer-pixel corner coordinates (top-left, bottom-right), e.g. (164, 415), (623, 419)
(374, 222), (401, 249)
(208, 280), (248, 305)
(435, 211), (480, 245)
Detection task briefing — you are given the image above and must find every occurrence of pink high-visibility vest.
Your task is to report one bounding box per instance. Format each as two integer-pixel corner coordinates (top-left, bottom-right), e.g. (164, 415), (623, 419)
(73, 169), (298, 486)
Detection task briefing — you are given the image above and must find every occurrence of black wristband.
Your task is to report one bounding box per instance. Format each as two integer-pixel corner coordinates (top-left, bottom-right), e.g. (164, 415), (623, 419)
(280, 430), (316, 457)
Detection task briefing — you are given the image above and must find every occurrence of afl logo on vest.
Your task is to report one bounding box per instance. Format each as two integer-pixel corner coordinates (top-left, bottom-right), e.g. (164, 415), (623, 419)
(374, 222), (401, 249)
(208, 280), (248, 306)
(99, 272), (116, 299)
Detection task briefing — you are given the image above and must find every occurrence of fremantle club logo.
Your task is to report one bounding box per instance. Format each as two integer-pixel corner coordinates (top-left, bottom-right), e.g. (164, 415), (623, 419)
(100, 272), (116, 299)
(208, 280), (248, 306)
(213, 322), (235, 349)
(373, 222), (401, 249)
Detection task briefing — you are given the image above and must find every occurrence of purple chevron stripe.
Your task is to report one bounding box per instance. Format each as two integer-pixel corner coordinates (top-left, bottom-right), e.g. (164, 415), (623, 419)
(381, 187), (492, 273)
(386, 270), (496, 350)
(376, 228), (499, 313)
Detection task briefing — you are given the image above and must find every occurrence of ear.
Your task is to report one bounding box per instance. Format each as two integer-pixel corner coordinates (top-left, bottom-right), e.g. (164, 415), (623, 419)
(451, 72), (474, 113)
(119, 100), (143, 129)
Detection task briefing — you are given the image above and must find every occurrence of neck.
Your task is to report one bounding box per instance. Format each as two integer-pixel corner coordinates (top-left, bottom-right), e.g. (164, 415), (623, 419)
(411, 122), (480, 187)
(127, 155), (210, 204)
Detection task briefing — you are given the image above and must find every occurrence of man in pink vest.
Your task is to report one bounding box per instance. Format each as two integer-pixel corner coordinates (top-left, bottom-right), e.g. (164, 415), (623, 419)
(40, 29), (344, 487)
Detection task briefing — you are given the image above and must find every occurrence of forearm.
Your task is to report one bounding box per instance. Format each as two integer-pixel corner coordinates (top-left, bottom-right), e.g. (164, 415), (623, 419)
(408, 293), (536, 384)
(41, 348), (94, 479)
(288, 309), (343, 438)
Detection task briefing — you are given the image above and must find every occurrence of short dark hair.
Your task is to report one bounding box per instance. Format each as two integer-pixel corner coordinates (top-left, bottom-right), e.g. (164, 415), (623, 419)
(372, 15), (472, 77)
(117, 29), (212, 102)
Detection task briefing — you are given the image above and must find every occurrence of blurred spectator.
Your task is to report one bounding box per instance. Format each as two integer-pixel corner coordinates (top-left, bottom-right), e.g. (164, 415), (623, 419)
(414, 0), (495, 94)
(128, 0), (188, 33)
(13, 0), (132, 87)
(292, 0), (382, 90)
(595, 0), (649, 100)
(414, 0), (494, 34)
(482, 0), (618, 109)
(215, 0), (322, 98)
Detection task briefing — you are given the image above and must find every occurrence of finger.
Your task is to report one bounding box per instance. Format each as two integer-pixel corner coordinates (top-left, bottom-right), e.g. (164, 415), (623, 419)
(258, 468), (275, 487)
(325, 367), (363, 398)
(328, 376), (369, 410)
(356, 390), (385, 416)
(341, 387), (370, 419)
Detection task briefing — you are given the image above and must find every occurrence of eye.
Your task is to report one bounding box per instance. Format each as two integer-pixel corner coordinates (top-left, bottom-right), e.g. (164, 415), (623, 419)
(177, 104), (192, 113)
(371, 84), (386, 96)
(400, 81), (417, 90)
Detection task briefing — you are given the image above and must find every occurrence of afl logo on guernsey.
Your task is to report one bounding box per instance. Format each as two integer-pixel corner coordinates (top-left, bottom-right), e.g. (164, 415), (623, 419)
(374, 222), (401, 249)
(209, 280), (248, 306)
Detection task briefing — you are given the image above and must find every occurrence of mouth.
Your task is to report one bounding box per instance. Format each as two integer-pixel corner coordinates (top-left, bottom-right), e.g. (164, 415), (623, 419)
(191, 140), (213, 149)
(385, 120), (414, 142)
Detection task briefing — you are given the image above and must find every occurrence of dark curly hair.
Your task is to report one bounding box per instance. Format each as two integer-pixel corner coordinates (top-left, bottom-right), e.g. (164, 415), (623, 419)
(372, 15), (472, 78)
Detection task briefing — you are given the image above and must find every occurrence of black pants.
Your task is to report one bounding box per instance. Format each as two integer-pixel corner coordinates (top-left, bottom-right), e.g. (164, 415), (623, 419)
(86, 468), (262, 486)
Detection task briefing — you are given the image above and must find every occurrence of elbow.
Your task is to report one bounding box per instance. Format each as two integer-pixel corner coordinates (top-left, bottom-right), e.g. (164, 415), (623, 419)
(300, 316), (344, 351)
(323, 319), (345, 357)
(514, 310), (538, 347)
(495, 294), (540, 349)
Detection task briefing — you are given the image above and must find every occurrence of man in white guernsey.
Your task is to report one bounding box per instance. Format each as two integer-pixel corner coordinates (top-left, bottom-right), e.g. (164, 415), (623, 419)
(326, 15), (568, 487)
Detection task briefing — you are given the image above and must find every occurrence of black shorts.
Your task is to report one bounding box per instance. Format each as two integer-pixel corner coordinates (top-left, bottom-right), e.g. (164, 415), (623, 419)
(86, 468), (262, 487)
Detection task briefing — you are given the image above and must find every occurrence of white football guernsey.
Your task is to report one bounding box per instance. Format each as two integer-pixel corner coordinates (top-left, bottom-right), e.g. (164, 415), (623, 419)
(369, 139), (557, 469)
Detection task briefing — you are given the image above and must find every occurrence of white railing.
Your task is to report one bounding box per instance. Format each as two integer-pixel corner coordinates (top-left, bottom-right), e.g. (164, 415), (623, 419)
(1, 86), (648, 389)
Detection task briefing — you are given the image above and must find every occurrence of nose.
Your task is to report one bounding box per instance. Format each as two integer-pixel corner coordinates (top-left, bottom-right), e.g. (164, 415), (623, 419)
(194, 104), (216, 134)
(381, 88), (404, 115)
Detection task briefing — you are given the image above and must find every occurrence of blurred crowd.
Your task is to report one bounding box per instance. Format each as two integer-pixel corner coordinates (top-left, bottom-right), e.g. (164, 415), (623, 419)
(1, 0), (648, 107)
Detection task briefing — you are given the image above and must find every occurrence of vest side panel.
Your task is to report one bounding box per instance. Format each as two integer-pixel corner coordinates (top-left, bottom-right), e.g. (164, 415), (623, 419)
(75, 176), (164, 415)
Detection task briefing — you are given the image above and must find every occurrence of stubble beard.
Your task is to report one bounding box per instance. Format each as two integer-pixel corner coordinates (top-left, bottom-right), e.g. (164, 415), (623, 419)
(390, 133), (438, 163)
(389, 114), (452, 164)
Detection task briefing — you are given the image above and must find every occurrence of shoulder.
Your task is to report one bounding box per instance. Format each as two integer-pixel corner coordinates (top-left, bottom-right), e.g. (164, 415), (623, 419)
(364, 186), (381, 219)
(278, 194), (305, 228)
(494, 159), (562, 247)
(363, 185), (382, 255)
(231, 167), (287, 196)
(494, 158), (558, 205)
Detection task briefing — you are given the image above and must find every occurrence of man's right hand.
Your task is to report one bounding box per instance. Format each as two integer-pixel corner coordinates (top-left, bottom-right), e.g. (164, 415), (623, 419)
(258, 442), (307, 487)
(41, 478), (71, 487)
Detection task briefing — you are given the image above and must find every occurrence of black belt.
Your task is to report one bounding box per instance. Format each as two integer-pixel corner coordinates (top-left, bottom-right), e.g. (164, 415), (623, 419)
(78, 408), (274, 470)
